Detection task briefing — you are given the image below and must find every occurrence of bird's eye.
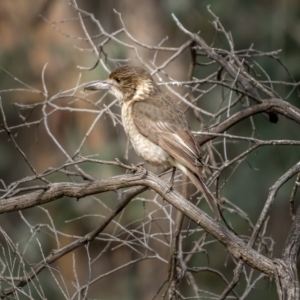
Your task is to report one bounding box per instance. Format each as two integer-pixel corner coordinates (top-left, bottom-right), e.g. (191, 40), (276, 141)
(115, 78), (121, 83)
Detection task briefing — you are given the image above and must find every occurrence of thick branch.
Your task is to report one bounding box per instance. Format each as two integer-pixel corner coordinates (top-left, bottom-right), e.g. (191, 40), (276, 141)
(0, 171), (275, 277)
(1, 183), (145, 298)
(198, 99), (300, 145)
(275, 162), (300, 299)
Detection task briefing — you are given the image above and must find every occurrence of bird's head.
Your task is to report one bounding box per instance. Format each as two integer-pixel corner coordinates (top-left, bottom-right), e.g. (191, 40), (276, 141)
(84, 65), (159, 103)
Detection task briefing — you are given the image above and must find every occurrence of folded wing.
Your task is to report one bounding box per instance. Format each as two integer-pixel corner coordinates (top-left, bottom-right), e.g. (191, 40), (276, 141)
(131, 99), (209, 179)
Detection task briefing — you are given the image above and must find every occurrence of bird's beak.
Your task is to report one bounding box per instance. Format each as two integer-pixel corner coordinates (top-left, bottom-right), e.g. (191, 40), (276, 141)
(84, 80), (112, 91)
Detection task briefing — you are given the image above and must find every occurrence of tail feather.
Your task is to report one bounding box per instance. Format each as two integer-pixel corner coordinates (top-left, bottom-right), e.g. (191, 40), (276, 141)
(185, 169), (220, 219)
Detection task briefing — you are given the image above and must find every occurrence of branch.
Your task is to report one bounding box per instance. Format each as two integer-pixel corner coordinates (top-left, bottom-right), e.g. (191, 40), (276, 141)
(0, 171), (275, 277)
(172, 13), (282, 123)
(0, 183), (145, 298)
(273, 162), (300, 299)
(198, 99), (300, 145)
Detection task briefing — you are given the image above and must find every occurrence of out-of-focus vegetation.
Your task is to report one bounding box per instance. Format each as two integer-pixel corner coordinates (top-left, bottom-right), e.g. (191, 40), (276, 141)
(1, 1), (300, 299)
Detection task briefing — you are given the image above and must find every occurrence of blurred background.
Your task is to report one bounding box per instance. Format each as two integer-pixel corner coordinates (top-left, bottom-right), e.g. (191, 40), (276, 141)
(0, 0), (300, 299)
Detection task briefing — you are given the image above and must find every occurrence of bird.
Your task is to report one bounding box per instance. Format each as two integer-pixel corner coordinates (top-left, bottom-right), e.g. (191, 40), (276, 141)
(84, 65), (220, 218)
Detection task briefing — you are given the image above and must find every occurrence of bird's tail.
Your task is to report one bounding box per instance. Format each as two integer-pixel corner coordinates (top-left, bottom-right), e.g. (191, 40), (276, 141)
(185, 169), (221, 219)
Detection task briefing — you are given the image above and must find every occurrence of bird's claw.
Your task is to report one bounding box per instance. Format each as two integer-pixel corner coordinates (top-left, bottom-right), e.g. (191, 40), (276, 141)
(165, 167), (176, 193)
(135, 162), (145, 168)
(129, 162), (147, 179)
(165, 185), (173, 193)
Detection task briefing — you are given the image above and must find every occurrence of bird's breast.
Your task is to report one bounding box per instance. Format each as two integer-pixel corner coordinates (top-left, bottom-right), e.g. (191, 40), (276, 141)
(121, 103), (171, 166)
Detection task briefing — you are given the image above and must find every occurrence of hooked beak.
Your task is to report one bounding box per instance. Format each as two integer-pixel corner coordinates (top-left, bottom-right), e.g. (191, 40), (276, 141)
(84, 80), (112, 91)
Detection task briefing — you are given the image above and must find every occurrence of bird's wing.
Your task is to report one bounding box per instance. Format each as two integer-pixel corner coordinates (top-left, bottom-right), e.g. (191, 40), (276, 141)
(131, 100), (207, 178)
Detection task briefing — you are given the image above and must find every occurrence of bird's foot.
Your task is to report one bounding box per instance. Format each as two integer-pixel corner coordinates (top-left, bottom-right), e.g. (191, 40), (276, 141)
(165, 167), (176, 193)
(166, 185), (173, 194)
(134, 162), (145, 168)
(130, 162), (147, 179)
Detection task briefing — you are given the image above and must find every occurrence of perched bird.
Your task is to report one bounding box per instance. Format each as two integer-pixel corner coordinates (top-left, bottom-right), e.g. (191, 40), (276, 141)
(84, 65), (220, 217)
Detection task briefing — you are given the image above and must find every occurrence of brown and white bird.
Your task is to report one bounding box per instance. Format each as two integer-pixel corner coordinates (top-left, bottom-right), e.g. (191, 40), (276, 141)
(85, 65), (220, 217)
